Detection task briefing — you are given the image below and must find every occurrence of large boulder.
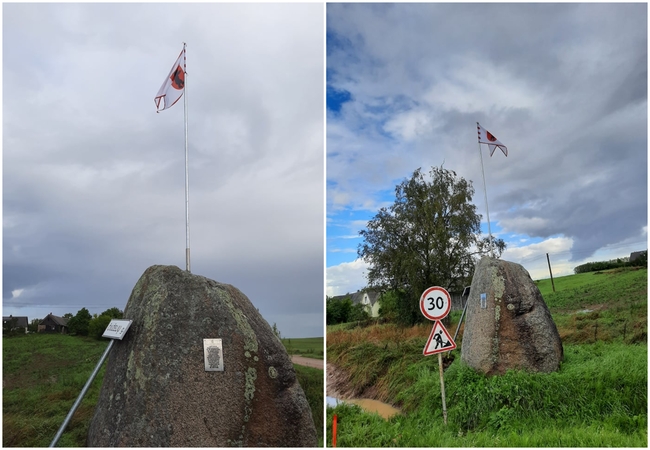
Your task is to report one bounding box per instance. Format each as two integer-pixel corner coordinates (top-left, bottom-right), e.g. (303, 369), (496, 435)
(461, 257), (563, 375)
(87, 265), (317, 447)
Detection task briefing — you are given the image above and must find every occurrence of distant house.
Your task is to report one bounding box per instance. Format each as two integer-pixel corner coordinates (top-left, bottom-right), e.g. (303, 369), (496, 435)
(356, 291), (381, 318)
(331, 290), (381, 318)
(629, 250), (648, 263)
(3, 315), (29, 333)
(38, 313), (69, 334)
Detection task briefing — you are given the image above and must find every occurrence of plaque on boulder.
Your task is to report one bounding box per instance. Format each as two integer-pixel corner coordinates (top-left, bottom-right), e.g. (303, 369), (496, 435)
(87, 265), (317, 447)
(461, 257), (563, 375)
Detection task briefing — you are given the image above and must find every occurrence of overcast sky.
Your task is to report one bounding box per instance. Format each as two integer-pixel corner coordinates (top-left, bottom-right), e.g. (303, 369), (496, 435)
(326, 3), (647, 296)
(3, 3), (324, 338)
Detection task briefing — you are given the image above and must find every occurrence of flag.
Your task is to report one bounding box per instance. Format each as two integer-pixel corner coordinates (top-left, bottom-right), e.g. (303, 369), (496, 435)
(154, 48), (185, 112)
(477, 122), (508, 156)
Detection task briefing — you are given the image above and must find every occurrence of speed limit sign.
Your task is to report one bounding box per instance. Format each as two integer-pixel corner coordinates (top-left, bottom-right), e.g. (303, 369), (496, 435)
(419, 286), (451, 321)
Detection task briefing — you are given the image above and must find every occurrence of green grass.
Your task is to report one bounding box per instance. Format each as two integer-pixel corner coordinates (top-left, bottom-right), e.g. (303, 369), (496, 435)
(326, 267), (647, 447)
(3, 333), (108, 447)
(327, 341), (647, 447)
(282, 336), (324, 359)
(4, 333), (324, 447)
(294, 364), (325, 444)
(536, 267), (647, 344)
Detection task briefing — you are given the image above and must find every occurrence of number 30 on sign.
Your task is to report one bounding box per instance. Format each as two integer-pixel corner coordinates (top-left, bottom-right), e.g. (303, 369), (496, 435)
(419, 286), (451, 321)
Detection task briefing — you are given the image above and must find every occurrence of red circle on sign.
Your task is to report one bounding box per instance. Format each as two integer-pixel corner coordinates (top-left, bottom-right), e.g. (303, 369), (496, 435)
(419, 286), (451, 321)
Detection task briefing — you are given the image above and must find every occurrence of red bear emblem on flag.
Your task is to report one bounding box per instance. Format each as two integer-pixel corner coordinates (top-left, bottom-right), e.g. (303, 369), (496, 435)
(170, 65), (185, 90)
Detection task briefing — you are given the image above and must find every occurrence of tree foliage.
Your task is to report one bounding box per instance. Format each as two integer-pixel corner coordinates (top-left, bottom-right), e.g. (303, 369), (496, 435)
(326, 297), (353, 325)
(100, 307), (124, 319)
(574, 252), (647, 274)
(326, 296), (369, 325)
(358, 166), (505, 325)
(271, 322), (282, 341)
(88, 315), (112, 340)
(29, 319), (41, 333)
(67, 308), (92, 336)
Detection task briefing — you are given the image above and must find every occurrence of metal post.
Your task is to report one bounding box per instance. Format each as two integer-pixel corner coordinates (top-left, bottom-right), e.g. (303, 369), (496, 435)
(438, 352), (448, 425)
(183, 42), (191, 273)
(452, 299), (468, 344)
(546, 253), (556, 292)
(49, 339), (115, 447)
(478, 140), (494, 258)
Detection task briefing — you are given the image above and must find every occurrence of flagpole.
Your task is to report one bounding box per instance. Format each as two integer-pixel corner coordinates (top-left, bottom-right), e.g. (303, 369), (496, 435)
(478, 138), (495, 258)
(183, 42), (191, 272)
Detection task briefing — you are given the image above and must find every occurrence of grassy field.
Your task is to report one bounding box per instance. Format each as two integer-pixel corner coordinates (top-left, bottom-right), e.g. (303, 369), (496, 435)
(282, 336), (324, 359)
(326, 267), (647, 447)
(3, 333), (324, 447)
(3, 334), (108, 447)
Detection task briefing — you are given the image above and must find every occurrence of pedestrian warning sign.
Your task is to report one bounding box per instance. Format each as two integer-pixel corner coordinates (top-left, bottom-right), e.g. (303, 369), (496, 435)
(423, 320), (456, 356)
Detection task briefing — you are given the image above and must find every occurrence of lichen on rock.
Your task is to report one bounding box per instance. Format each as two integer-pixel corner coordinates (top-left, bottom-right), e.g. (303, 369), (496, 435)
(461, 257), (563, 375)
(86, 265), (317, 447)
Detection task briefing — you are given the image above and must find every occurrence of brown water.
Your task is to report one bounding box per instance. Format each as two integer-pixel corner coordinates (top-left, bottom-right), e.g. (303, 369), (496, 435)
(327, 363), (401, 420)
(346, 398), (401, 419)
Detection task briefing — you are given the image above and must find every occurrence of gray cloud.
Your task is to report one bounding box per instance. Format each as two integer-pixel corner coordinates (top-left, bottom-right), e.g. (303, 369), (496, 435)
(3, 3), (324, 338)
(327, 3), (646, 265)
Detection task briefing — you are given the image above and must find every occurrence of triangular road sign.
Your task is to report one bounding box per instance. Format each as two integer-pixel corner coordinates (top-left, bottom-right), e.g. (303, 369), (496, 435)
(423, 320), (456, 356)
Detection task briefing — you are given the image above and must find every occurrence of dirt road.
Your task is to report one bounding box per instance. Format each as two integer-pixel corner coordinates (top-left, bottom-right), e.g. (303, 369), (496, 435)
(290, 355), (324, 370)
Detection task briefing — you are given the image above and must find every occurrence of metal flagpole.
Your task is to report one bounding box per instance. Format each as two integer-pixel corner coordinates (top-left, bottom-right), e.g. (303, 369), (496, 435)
(183, 42), (191, 273)
(478, 137), (495, 258)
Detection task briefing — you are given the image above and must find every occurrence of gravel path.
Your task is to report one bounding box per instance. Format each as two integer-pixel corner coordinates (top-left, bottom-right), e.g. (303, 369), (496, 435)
(290, 355), (324, 369)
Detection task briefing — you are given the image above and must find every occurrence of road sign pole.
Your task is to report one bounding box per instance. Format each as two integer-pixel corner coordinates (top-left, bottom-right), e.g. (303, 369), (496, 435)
(420, 286), (454, 425)
(438, 353), (448, 425)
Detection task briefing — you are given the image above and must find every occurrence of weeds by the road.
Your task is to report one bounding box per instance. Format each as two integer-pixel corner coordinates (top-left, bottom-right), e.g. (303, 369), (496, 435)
(326, 268), (647, 447)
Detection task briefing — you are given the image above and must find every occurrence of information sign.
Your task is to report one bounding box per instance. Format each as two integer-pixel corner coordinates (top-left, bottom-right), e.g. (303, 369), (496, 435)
(102, 319), (133, 340)
(419, 286), (452, 321)
(203, 338), (224, 372)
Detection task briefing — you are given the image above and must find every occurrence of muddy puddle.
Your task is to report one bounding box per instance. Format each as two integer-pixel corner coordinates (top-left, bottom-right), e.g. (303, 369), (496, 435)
(327, 364), (401, 419)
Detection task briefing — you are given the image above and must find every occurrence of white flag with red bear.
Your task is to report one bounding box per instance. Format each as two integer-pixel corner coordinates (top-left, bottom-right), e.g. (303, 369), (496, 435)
(154, 48), (186, 112)
(477, 122), (508, 157)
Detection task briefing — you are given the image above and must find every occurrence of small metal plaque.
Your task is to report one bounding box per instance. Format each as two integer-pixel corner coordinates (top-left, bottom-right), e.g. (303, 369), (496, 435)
(203, 339), (224, 371)
(480, 293), (487, 309)
(102, 319), (133, 340)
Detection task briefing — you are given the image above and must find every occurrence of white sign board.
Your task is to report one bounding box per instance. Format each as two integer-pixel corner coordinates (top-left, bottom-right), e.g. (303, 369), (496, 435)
(419, 286), (452, 321)
(203, 338), (224, 372)
(423, 320), (456, 356)
(102, 319), (133, 340)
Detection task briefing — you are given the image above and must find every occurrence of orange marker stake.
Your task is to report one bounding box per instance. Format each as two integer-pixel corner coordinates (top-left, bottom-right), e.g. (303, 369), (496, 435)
(332, 414), (338, 447)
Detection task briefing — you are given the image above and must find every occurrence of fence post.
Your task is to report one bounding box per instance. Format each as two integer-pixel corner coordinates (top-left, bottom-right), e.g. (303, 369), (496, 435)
(546, 253), (556, 293)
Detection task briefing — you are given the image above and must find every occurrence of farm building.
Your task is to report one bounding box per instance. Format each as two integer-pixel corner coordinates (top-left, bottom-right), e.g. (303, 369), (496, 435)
(38, 313), (69, 334)
(3, 315), (29, 333)
(629, 250), (647, 263)
(356, 291), (381, 317)
(331, 290), (381, 317)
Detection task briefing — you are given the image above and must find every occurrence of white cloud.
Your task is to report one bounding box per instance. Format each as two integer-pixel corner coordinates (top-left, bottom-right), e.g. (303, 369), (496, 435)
(326, 259), (369, 297)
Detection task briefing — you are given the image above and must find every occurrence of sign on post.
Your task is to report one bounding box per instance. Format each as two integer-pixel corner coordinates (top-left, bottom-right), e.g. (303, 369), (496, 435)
(420, 286), (455, 426)
(51, 318), (133, 447)
(102, 319), (133, 340)
(419, 286), (456, 356)
(423, 320), (457, 356)
(419, 286), (451, 321)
